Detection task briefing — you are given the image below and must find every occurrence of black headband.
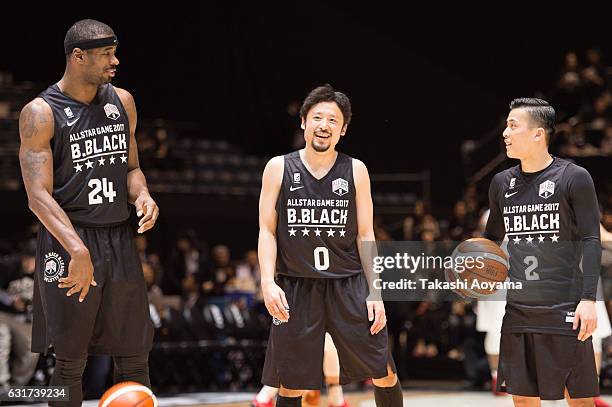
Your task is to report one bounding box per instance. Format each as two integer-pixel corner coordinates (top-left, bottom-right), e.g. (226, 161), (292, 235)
(64, 35), (118, 55)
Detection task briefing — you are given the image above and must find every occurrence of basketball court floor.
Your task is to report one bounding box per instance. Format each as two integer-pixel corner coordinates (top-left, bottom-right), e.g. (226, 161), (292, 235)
(21, 391), (612, 406)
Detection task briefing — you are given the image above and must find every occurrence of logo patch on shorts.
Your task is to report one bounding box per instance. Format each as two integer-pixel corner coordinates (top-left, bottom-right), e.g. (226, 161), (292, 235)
(43, 252), (65, 283)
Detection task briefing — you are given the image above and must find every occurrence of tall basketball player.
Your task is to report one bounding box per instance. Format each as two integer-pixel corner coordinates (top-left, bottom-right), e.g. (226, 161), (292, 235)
(258, 85), (402, 407)
(485, 98), (601, 406)
(18, 19), (158, 406)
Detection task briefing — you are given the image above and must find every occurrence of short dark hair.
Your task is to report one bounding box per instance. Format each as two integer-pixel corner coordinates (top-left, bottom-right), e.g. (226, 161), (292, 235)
(64, 19), (115, 55)
(300, 84), (352, 127)
(509, 97), (556, 145)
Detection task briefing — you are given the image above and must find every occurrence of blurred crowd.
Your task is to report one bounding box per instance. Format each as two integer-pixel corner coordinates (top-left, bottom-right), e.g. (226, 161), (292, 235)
(549, 47), (612, 157)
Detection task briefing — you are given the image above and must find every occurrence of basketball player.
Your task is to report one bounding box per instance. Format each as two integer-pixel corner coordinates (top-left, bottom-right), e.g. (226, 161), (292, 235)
(485, 98), (601, 406)
(258, 85), (402, 407)
(18, 20), (158, 406)
(252, 333), (350, 407)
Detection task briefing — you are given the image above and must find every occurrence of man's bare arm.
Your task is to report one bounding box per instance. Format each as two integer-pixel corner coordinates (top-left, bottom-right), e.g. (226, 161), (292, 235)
(353, 158), (386, 335)
(258, 156), (289, 322)
(115, 87), (159, 233)
(19, 98), (87, 256)
(19, 98), (95, 300)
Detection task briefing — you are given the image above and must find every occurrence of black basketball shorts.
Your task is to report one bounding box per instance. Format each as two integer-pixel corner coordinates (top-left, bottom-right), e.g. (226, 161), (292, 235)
(497, 332), (599, 400)
(32, 222), (154, 359)
(262, 273), (396, 390)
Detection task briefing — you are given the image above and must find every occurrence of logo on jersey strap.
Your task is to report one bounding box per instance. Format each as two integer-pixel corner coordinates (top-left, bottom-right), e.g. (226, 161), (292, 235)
(43, 252), (65, 283)
(293, 172), (301, 184)
(509, 177), (516, 189)
(332, 178), (349, 196)
(64, 107), (74, 118)
(538, 180), (555, 199)
(104, 103), (120, 120)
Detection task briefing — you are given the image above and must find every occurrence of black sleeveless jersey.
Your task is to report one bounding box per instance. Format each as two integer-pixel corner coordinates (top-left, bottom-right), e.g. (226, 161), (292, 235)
(39, 84), (130, 227)
(275, 151), (362, 278)
(485, 157), (601, 336)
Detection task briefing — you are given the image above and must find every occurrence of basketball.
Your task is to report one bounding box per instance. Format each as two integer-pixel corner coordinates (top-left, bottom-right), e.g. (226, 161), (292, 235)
(445, 237), (509, 298)
(98, 382), (157, 407)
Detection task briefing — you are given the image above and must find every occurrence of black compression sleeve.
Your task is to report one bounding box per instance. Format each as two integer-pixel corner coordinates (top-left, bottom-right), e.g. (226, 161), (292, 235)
(484, 173), (505, 242)
(567, 165), (601, 300)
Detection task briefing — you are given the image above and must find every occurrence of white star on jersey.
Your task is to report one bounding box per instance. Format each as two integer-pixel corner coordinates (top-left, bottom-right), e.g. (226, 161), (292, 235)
(314, 229), (321, 237)
(289, 228), (296, 236)
(120, 155), (127, 163)
(301, 228), (310, 236)
(98, 157), (105, 166)
(339, 229), (346, 237)
(538, 235), (545, 243)
(525, 235), (534, 244)
(74, 163), (83, 172)
(551, 234), (559, 243)
(109, 155), (116, 164)
(85, 160), (94, 169)
(512, 236), (521, 244)
(327, 229), (335, 237)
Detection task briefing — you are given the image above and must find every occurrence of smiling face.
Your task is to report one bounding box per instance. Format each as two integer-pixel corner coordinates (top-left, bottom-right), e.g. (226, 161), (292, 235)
(301, 101), (347, 153)
(76, 45), (119, 85)
(502, 108), (548, 160)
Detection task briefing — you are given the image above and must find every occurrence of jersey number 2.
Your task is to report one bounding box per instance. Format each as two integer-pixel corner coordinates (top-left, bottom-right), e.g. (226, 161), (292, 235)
(88, 178), (117, 205)
(524, 255), (540, 281)
(314, 247), (330, 271)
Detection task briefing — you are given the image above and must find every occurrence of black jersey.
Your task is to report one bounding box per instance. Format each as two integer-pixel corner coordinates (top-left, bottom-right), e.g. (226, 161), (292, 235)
(485, 157), (601, 336)
(39, 84), (130, 227)
(275, 151), (362, 278)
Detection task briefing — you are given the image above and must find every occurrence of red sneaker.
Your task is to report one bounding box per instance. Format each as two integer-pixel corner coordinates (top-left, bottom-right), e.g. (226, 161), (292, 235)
(594, 397), (611, 407)
(251, 398), (274, 407)
(491, 376), (507, 396)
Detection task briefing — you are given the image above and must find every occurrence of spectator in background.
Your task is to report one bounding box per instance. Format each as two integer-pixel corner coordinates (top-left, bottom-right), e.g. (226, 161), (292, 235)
(0, 239), (39, 388)
(449, 200), (476, 241)
(231, 250), (259, 295)
(403, 200), (426, 240)
(162, 230), (208, 296)
(582, 47), (607, 103)
(554, 51), (584, 120)
(135, 234), (163, 285)
(202, 244), (235, 297)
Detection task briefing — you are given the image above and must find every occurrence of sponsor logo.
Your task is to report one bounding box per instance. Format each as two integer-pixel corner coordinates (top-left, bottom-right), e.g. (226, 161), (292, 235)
(104, 103), (120, 120)
(504, 191), (519, 198)
(64, 107), (74, 118)
(66, 117), (80, 127)
(509, 177), (516, 189)
(293, 172), (301, 184)
(332, 178), (349, 196)
(539, 180), (555, 199)
(43, 252), (65, 283)
(289, 185), (305, 192)
(565, 311), (575, 323)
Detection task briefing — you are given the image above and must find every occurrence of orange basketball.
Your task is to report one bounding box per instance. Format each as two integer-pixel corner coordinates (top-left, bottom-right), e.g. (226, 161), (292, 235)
(445, 237), (509, 298)
(98, 381), (157, 407)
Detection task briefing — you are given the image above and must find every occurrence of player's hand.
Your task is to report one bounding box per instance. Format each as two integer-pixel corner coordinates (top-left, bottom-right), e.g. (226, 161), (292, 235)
(59, 249), (97, 303)
(135, 194), (159, 233)
(367, 300), (386, 335)
(574, 300), (597, 341)
(262, 280), (290, 323)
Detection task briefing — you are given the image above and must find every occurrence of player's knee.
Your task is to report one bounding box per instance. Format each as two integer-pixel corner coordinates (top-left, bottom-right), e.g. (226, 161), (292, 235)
(567, 398), (594, 407)
(511, 395), (540, 407)
(52, 357), (87, 382)
(278, 386), (307, 398)
(372, 372), (397, 388)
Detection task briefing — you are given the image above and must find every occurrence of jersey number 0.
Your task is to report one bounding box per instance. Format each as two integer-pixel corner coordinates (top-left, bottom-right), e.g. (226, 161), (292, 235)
(314, 247), (330, 271)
